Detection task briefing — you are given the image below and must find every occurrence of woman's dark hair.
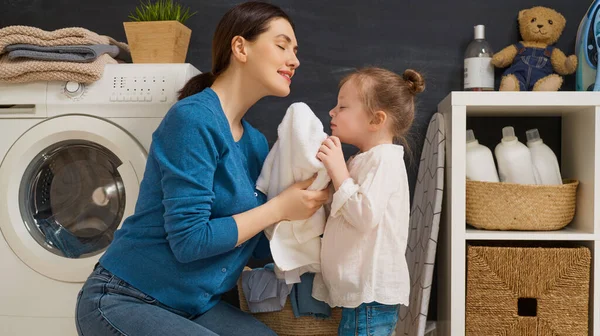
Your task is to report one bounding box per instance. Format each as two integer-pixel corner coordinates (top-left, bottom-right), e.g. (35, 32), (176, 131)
(178, 1), (294, 100)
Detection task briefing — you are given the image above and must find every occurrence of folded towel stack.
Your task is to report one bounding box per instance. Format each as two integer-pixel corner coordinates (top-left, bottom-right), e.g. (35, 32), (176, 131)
(0, 26), (130, 83)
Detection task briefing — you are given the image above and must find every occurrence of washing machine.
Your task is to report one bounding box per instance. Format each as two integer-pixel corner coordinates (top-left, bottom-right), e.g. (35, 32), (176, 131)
(0, 63), (200, 335)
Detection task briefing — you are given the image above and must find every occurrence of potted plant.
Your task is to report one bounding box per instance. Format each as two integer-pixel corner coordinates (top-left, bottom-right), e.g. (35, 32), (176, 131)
(124, 0), (197, 63)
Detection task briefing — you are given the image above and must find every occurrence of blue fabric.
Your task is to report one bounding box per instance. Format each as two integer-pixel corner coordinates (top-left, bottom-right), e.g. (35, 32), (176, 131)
(99, 87), (271, 316)
(76, 264), (277, 335)
(503, 42), (556, 91)
(338, 302), (400, 336)
(253, 231), (271, 260)
(241, 263), (292, 313)
(38, 218), (107, 258)
(290, 273), (331, 319)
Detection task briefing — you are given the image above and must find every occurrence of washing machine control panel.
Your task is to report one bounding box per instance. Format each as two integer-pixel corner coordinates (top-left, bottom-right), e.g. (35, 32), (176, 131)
(108, 74), (170, 103)
(46, 64), (200, 106)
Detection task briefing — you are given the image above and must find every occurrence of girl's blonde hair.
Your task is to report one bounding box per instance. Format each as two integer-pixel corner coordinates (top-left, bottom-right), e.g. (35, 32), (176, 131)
(340, 67), (425, 150)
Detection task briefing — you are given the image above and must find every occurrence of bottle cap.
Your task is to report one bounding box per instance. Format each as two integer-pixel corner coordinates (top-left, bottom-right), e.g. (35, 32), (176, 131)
(466, 129), (476, 143)
(526, 128), (541, 143)
(501, 126), (517, 142)
(474, 25), (485, 39)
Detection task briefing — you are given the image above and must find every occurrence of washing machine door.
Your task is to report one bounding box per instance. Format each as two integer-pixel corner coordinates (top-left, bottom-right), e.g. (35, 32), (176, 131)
(0, 115), (145, 282)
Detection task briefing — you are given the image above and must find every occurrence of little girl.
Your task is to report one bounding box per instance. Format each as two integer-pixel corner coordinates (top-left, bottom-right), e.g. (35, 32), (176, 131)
(312, 67), (425, 336)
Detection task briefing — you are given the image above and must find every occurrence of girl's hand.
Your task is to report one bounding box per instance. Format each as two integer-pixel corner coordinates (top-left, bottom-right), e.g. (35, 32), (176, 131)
(273, 176), (331, 221)
(317, 136), (350, 190)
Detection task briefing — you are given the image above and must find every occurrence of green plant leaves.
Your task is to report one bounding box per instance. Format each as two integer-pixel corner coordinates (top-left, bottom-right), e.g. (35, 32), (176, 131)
(128, 0), (197, 24)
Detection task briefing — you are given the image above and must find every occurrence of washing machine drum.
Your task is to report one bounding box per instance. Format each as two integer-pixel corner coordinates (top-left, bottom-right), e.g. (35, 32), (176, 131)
(20, 140), (126, 259)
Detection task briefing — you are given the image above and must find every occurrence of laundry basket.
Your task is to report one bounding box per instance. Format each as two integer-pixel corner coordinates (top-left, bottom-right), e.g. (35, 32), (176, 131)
(466, 245), (590, 335)
(237, 268), (342, 336)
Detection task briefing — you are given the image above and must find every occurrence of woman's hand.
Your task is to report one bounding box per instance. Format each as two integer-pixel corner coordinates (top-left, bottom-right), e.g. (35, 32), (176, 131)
(317, 136), (350, 190)
(273, 176), (331, 222)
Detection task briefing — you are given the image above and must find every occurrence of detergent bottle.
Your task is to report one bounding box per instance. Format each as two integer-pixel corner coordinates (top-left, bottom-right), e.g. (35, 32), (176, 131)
(494, 126), (540, 185)
(526, 129), (562, 185)
(465, 129), (499, 182)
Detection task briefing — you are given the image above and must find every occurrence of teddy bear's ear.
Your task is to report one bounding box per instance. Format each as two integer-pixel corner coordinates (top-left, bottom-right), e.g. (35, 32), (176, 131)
(557, 11), (566, 25)
(518, 9), (527, 21)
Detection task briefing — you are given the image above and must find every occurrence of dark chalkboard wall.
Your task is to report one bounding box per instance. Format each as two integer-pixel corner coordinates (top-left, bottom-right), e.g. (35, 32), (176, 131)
(1, 0), (592, 322)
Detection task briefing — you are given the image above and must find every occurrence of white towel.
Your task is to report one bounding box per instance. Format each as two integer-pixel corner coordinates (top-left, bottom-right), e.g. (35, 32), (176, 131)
(256, 102), (330, 284)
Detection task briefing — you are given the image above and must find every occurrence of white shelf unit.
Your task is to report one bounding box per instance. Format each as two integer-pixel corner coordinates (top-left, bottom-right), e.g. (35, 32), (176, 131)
(437, 92), (600, 336)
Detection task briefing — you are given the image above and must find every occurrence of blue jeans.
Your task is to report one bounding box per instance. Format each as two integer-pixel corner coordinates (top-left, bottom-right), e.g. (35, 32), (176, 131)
(338, 302), (399, 336)
(75, 264), (277, 335)
(504, 43), (554, 91)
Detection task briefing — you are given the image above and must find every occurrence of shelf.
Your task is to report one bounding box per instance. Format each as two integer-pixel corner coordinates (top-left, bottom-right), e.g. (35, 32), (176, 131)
(465, 226), (595, 241)
(441, 91), (600, 107)
(438, 91), (600, 336)
(439, 91), (600, 116)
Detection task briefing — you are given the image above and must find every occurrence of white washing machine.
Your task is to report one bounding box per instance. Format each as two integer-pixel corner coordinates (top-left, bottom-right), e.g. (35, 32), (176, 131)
(0, 64), (200, 335)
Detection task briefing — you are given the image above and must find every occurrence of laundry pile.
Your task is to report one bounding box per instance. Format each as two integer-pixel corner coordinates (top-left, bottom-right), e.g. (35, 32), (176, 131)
(241, 264), (331, 319)
(0, 25), (130, 83)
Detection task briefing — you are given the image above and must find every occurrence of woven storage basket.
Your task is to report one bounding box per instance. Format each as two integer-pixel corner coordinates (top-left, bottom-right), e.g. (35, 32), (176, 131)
(465, 179), (578, 230)
(466, 245), (590, 335)
(237, 268), (342, 336)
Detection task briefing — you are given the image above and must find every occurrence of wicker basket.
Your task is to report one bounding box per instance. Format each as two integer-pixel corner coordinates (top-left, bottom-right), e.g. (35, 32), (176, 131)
(466, 245), (590, 335)
(465, 179), (578, 230)
(237, 268), (342, 336)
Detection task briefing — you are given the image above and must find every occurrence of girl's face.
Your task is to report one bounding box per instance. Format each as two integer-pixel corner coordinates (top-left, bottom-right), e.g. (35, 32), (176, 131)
(245, 18), (300, 97)
(328, 79), (372, 147)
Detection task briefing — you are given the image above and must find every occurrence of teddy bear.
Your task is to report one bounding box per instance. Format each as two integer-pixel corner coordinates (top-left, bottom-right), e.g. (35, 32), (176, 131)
(491, 6), (577, 91)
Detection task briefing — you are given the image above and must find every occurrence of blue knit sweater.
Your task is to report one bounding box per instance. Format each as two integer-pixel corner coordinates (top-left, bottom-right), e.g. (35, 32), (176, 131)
(100, 88), (271, 316)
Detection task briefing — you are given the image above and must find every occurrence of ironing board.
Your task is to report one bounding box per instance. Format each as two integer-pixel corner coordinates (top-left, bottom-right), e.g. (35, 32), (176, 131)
(395, 113), (445, 336)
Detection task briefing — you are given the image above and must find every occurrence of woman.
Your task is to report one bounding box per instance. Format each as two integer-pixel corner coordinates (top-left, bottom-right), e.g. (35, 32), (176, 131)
(75, 2), (329, 335)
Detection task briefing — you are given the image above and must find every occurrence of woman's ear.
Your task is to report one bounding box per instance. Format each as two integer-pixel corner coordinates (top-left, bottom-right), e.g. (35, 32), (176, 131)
(231, 35), (248, 63)
(369, 111), (387, 130)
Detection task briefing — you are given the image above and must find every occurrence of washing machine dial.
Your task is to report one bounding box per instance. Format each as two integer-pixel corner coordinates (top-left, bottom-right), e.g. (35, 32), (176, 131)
(64, 81), (84, 98)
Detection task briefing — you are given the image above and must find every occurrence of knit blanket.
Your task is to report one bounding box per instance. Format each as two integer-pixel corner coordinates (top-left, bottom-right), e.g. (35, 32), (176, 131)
(0, 26), (129, 83)
(0, 26), (129, 54)
(0, 53), (116, 83)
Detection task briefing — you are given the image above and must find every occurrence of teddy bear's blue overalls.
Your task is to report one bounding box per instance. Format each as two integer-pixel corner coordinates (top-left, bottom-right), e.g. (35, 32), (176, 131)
(503, 42), (555, 90)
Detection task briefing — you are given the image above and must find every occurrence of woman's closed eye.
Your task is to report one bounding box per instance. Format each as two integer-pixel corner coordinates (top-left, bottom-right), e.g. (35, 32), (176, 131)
(277, 45), (285, 50)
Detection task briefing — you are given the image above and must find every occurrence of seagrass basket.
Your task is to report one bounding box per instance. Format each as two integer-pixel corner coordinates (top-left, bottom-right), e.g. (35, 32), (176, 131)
(465, 179), (578, 230)
(466, 245), (590, 335)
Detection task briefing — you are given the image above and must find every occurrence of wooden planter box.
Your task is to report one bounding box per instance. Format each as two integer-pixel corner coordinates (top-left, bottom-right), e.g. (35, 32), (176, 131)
(123, 20), (191, 63)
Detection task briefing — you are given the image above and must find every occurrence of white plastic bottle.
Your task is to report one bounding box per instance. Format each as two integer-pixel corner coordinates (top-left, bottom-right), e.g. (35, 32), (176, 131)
(465, 129), (499, 182)
(494, 126), (540, 184)
(526, 129), (562, 185)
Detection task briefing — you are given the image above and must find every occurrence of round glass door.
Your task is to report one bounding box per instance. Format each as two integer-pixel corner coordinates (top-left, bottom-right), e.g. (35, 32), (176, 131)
(20, 140), (126, 259)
